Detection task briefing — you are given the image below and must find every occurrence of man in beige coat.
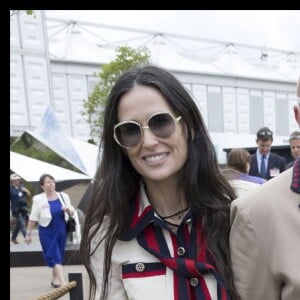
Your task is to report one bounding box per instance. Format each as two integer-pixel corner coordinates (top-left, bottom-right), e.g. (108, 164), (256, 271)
(230, 78), (300, 300)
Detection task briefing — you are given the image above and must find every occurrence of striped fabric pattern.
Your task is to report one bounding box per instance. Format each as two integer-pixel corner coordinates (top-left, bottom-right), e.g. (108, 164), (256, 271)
(291, 158), (300, 194)
(119, 194), (230, 300)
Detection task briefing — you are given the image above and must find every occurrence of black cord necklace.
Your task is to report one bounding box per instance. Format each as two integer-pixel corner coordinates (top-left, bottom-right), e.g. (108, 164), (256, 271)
(156, 207), (189, 220)
(163, 219), (180, 228)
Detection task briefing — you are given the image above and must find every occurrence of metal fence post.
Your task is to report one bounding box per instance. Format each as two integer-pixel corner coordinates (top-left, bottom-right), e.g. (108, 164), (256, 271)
(68, 273), (83, 300)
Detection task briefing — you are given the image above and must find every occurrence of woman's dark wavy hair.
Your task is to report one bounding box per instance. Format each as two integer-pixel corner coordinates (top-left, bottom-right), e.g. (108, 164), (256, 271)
(80, 65), (237, 299)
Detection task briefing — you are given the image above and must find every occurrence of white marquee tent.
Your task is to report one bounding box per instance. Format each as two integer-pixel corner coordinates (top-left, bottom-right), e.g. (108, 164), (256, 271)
(10, 106), (99, 190)
(46, 17), (300, 83)
(10, 151), (92, 183)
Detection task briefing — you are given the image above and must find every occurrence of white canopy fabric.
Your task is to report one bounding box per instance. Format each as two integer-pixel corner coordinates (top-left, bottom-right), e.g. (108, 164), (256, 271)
(46, 19), (299, 83)
(33, 106), (88, 174)
(147, 35), (225, 75)
(69, 137), (99, 178)
(10, 106), (99, 186)
(10, 151), (92, 183)
(211, 45), (290, 81)
(48, 26), (115, 63)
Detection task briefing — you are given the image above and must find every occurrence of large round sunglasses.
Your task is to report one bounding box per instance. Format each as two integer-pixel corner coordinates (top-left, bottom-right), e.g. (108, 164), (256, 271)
(113, 111), (182, 149)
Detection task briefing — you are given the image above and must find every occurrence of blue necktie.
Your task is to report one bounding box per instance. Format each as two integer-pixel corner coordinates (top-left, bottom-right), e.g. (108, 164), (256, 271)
(260, 155), (266, 178)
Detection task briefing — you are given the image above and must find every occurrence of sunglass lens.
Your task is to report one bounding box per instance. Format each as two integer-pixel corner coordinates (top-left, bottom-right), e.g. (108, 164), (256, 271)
(149, 113), (175, 138)
(116, 123), (141, 148)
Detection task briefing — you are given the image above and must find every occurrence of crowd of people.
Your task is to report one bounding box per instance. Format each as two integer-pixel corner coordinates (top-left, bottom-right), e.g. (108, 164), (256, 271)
(10, 66), (299, 299)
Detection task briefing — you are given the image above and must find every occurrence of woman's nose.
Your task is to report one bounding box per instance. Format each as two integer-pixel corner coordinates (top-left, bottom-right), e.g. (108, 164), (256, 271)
(142, 128), (159, 147)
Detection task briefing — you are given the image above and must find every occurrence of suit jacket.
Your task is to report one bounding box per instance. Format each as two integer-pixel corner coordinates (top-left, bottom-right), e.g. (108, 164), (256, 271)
(29, 191), (74, 227)
(249, 152), (286, 180)
(285, 160), (295, 170)
(230, 167), (300, 300)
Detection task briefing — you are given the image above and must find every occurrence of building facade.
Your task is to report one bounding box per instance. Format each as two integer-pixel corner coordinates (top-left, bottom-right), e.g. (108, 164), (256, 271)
(10, 11), (299, 163)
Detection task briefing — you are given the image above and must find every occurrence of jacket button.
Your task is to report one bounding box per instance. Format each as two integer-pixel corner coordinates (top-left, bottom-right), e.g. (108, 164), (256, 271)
(189, 277), (199, 287)
(186, 218), (192, 224)
(177, 247), (185, 256)
(135, 262), (145, 272)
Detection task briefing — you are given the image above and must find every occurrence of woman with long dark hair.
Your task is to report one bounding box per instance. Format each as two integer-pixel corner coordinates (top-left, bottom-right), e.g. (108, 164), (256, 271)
(80, 65), (237, 299)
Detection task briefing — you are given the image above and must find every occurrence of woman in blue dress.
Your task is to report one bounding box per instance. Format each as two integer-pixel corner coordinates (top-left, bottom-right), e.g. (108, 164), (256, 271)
(25, 174), (74, 288)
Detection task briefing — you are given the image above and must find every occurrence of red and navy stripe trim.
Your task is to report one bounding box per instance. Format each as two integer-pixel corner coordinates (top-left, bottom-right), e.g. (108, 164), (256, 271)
(122, 262), (166, 279)
(119, 193), (154, 241)
(119, 191), (231, 299)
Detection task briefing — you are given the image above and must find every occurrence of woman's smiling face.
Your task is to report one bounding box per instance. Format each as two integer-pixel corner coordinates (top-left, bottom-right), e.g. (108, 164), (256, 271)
(116, 85), (189, 183)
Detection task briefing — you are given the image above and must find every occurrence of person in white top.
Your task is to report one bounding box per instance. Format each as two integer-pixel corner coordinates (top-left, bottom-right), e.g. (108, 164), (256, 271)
(80, 65), (238, 300)
(25, 174), (74, 288)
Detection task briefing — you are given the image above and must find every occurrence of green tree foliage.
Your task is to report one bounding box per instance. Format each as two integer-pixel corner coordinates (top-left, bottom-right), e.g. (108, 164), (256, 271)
(10, 10), (35, 17)
(82, 46), (150, 143)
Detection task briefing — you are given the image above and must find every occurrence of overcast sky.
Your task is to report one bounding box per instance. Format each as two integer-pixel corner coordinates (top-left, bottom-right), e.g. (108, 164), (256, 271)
(46, 10), (300, 53)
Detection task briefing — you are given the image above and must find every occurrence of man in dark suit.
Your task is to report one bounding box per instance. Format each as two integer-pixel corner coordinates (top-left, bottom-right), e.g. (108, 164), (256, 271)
(249, 127), (286, 180)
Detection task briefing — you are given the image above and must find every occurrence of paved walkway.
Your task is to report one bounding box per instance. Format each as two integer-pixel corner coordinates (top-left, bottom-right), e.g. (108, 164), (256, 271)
(10, 229), (89, 300)
(10, 265), (89, 300)
(10, 228), (42, 252)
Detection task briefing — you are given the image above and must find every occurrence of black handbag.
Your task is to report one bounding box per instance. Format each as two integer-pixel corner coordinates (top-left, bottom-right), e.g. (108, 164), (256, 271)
(66, 216), (76, 232)
(59, 192), (76, 232)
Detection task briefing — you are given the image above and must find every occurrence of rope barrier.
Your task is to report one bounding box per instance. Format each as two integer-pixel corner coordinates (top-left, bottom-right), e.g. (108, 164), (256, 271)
(32, 281), (77, 300)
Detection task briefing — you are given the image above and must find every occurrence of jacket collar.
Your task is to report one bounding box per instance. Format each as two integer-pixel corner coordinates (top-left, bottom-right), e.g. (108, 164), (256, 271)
(119, 182), (155, 241)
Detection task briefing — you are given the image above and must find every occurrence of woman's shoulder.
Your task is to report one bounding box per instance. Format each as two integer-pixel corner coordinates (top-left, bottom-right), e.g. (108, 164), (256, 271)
(33, 193), (47, 201)
(59, 191), (70, 199)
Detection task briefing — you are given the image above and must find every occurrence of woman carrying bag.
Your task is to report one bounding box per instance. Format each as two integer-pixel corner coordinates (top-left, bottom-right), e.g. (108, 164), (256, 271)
(25, 173), (74, 288)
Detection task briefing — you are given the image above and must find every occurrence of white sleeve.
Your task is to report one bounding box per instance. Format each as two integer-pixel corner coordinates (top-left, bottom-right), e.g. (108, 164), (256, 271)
(71, 210), (81, 244)
(29, 195), (40, 222)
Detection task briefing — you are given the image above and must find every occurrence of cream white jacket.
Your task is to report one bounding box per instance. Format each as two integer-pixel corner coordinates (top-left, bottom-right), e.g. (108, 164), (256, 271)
(29, 192), (74, 227)
(90, 183), (221, 300)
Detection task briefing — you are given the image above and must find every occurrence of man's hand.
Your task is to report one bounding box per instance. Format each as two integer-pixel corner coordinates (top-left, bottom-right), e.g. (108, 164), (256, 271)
(21, 186), (31, 196)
